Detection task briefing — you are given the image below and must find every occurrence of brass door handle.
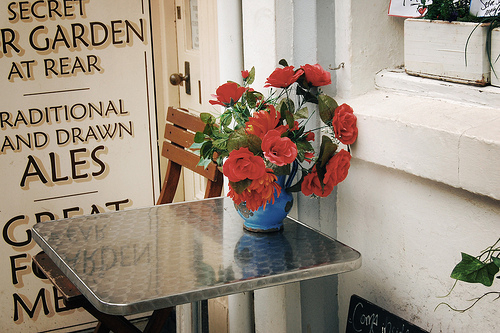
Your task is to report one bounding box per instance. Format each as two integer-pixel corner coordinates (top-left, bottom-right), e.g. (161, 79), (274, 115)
(169, 73), (188, 85)
(170, 61), (191, 95)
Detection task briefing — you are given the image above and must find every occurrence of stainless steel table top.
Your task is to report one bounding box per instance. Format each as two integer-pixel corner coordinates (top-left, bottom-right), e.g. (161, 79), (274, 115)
(32, 197), (361, 315)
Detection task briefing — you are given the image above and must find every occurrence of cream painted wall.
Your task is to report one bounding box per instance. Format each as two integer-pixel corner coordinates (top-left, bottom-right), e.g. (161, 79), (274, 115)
(335, 0), (404, 98)
(333, 0), (500, 332)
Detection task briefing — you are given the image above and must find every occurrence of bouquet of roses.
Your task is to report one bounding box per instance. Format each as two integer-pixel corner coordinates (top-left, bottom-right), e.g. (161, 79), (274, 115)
(193, 59), (358, 211)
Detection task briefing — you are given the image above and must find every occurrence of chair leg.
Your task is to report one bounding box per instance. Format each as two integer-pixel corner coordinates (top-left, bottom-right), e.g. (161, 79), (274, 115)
(93, 321), (111, 333)
(82, 301), (141, 333)
(143, 307), (174, 333)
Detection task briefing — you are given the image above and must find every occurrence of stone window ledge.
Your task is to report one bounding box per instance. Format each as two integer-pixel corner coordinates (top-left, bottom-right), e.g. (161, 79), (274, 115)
(347, 69), (500, 200)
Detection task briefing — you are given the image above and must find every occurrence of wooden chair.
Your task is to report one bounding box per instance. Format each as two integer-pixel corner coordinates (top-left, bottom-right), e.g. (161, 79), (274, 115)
(157, 107), (223, 205)
(32, 107), (223, 333)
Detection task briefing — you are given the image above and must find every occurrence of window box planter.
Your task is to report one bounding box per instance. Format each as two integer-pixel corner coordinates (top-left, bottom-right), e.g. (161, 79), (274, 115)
(404, 18), (490, 86)
(491, 27), (500, 87)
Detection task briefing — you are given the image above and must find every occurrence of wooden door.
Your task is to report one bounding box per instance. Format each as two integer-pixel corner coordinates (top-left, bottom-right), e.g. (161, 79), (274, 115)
(151, 1), (227, 332)
(173, 0), (220, 202)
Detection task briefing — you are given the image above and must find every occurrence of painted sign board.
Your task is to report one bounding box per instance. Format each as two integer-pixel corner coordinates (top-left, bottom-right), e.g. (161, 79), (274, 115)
(388, 0), (427, 17)
(0, 0), (159, 331)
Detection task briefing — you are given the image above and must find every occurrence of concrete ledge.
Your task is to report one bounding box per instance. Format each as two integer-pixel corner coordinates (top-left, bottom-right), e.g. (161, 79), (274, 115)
(347, 70), (500, 200)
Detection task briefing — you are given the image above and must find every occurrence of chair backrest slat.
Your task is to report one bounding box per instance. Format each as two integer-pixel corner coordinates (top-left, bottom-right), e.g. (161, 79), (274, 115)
(161, 141), (219, 181)
(164, 123), (195, 149)
(167, 107), (206, 133)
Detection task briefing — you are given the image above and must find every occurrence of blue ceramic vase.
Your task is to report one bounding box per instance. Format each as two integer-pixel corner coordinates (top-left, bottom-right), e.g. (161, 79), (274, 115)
(235, 162), (297, 232)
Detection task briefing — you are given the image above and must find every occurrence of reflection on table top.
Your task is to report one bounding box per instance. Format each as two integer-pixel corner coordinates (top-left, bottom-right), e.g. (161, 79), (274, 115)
(32, 197), (361, 316)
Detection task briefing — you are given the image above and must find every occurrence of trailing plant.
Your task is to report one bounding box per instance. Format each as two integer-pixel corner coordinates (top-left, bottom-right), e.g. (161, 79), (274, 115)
(437, 238), (500, 312)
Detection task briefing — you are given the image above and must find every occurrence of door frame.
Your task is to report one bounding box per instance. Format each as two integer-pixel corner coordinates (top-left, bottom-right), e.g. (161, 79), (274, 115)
(150, 1), (244, 332)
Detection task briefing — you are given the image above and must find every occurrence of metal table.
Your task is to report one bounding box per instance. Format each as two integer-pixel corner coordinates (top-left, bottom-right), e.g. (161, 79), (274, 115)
(32, 197), (361, 317)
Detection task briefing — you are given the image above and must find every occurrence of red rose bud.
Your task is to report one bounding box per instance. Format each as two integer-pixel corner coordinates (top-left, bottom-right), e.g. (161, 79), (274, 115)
(241, 70), (250, 79)
(305, 131), (315, 141)
(300, 63), (331, 87)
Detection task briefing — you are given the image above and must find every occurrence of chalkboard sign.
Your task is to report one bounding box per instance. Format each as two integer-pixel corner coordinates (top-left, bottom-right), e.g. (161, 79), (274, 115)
(346, 295), (429, 333)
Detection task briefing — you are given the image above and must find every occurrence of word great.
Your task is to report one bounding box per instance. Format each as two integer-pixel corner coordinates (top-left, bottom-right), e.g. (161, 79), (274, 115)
(4, 197), (132, 323)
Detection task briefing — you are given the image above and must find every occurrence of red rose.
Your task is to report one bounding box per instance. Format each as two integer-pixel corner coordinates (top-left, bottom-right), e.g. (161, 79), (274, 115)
(241, 70), (250, 79)
(209, 82), (246, 106)
(264, 66), (304, 88)
(301, 166), (334, 197)
(261, 130), (298, 166)
(305, 131), (315, 141)
(223, 147), (266, 182)
(245, 105), (280, 139)
(324, 149), (351, 187)
(300, 64), (331, 87)
(332, 103), (358, 145)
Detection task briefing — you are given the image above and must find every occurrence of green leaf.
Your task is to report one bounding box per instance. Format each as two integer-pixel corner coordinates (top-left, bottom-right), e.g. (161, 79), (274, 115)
(199, 141), (213, 160)
(245, 90), (258, 108)
(318, 94), (338, 125)
(296, 85), (318, 104)
(278, 98), (295, 129)
(194, 132), (206, 143)
(200, 112), (215, 124)
(247, 66), (256, 85)
(296, 140), (314, 154)
(220, 112), (232, 128)
(268, 163), (290, 177)
(229, 179), (252, 194)
(294, 107), (309, 120)
(317, 136), (338, 169)
(227, 129), (262, 155)
(451, 253), (500, 287)
(212, 139), (227, 150)
(203, 123), (213, 136)
(279, 59), (289, 67)
(492, 256), (500, 268)
(246, 134), (262, 155)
